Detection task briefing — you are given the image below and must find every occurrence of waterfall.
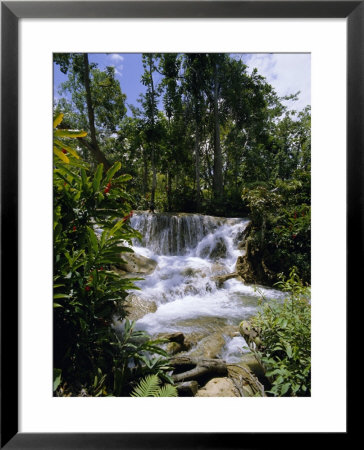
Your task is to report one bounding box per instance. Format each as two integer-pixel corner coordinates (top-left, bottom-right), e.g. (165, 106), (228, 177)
(119, 211), (284, 363)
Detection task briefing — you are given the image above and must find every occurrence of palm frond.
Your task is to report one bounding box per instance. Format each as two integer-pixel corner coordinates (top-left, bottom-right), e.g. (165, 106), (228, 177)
(131, 374), (161, 397)
(131, 374), (178, 397)
(155, 384), (178, 397)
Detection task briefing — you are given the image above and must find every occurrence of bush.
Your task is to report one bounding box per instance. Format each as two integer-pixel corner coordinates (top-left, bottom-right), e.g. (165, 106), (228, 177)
(53, 113), (175, 396)
(247, 268), (311, 397)
(242, 175), (311, 284)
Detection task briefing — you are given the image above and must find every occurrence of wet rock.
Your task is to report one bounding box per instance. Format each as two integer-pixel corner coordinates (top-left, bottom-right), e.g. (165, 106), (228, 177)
(157, 332), (185, 345)
(221, 325), (240, 338)
(189, 332), (226, 359)
(117, 252), (157, 274)
(212, 272), (244, 287)
(195, 377), (240, 397)
(125, 294), (157, 321)
(166, 342), (185, 355)
(209, 238), (227, 259)
(184, 332), (206, 349)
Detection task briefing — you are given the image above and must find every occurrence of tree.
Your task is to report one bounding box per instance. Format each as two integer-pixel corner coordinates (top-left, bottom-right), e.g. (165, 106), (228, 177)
(55, 53), (127, 170)
(140, 53), (161, 211)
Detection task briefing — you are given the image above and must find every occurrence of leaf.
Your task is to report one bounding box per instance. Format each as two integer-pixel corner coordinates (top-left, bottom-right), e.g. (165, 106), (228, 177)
(280, 383), (291, 395)
(104, 162), (121, 184)
(87, 227), (99, 253)
(53, 368), (62, 391)
(93, 164), (104, 192)
(285, 343), (293, 358)
(53, 303), (64, 308)
(54, 129), (87, 139)
(54, 147), (70, 164)
(54, 139), (80, 159)
(53, 113), (64, 128)
(130, 375), (161, 397)
(155, 384), (178, 397)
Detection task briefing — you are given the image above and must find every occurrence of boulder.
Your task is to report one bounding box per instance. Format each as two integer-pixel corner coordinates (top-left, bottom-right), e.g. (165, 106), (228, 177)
(157, 332), (185, 345)
(124, 294), (157, 321)
(117, 252), (157, 275)
(209, 238), (227, 260)
(188, 332), (226, 359)
(195, 377), (240, 397)
(166, 342), (186, 355)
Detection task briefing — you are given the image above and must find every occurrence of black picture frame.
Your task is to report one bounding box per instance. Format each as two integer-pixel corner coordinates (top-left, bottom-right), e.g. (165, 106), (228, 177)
(1, 1), (358, 448)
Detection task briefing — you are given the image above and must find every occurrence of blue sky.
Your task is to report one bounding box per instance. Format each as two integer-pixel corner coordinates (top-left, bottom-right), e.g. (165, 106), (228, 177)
(54, 53), (310, 114)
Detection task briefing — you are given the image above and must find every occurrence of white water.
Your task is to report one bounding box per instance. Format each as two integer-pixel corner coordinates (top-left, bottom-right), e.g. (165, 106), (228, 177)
(121, 212), (284, 362)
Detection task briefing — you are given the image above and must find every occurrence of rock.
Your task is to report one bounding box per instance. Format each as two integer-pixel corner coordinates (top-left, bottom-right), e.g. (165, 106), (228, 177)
(189, 332), (226, 359)
(195, 377), (240, 397)
(227, 364), (266, 397)
(124, 294), (157, 321)
(176, 381), (199, 397)
(117, 252), (157, 274)
(157, 332), (185, 345)
(166, 342), (185, 355)
(239, 320), (261, 349)
(212, 272), (243, 287)
(183, 332), (206, 349)
(209, 238), (227, 259)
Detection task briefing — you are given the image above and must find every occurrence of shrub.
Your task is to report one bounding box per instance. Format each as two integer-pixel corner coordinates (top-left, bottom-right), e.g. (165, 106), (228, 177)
(242, 176), (311, 284)
(53, 113), (175, 396)
(246, 268), (311, 397)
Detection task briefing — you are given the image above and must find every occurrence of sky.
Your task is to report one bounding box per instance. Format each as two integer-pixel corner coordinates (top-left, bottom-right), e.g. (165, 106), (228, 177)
(54, 53), (310, 114)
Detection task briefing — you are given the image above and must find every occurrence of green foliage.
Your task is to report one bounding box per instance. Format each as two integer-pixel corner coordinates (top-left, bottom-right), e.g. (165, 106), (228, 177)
(53, 114), (173, 396)
(131, 374), (178, 397)
(242, 171), (311, 283)
(247, 268), (311, 397)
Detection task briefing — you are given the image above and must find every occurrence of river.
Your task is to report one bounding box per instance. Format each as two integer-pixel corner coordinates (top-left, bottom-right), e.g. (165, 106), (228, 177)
(121, 212), (284, 363)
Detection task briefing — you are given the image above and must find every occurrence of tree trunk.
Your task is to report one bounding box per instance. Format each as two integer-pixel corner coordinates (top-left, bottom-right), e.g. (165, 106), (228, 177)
(142, 146), (149, 197)
(82, 53), (111, 170)
(213, 61), (223, 204)
(195, 123), (201, 212)
(149, 58), (157, 212)
(171, 357), (228, 383)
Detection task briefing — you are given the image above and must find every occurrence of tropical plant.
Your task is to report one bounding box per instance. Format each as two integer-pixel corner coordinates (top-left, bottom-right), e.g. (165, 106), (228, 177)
(53, 113), (173, 396)
(131, 374), (178, 397)
(243, 268), (311, 397)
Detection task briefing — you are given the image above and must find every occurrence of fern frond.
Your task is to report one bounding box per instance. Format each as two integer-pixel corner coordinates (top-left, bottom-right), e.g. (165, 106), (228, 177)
(155, 384), (178, 397)
(131, 374), (161, 397)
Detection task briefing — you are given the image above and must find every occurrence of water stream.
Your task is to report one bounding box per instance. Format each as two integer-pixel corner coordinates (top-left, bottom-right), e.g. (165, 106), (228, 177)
(122, 212), (284, 363)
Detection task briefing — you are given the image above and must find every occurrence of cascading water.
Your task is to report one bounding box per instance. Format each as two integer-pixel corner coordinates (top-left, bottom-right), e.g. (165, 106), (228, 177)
(120, 211), (284, 363)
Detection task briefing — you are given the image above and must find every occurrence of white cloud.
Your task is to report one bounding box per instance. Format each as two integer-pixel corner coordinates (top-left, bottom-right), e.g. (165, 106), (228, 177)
(109, 54), (124, 63)
(236, 53), (311, 112)
(105, 54), (124, 78)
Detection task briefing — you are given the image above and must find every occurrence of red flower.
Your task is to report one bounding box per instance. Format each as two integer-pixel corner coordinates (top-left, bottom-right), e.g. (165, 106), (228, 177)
(104, 182), (111, 194)
(62, 149), (67, 154)
(72, 226), (77, 232)
(99, 267), (104, 271)
(85, 286), (91, 291)
(292, 234), (297, 239)
(122, 210), (133, 222)
(293, 212), (297, 219)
